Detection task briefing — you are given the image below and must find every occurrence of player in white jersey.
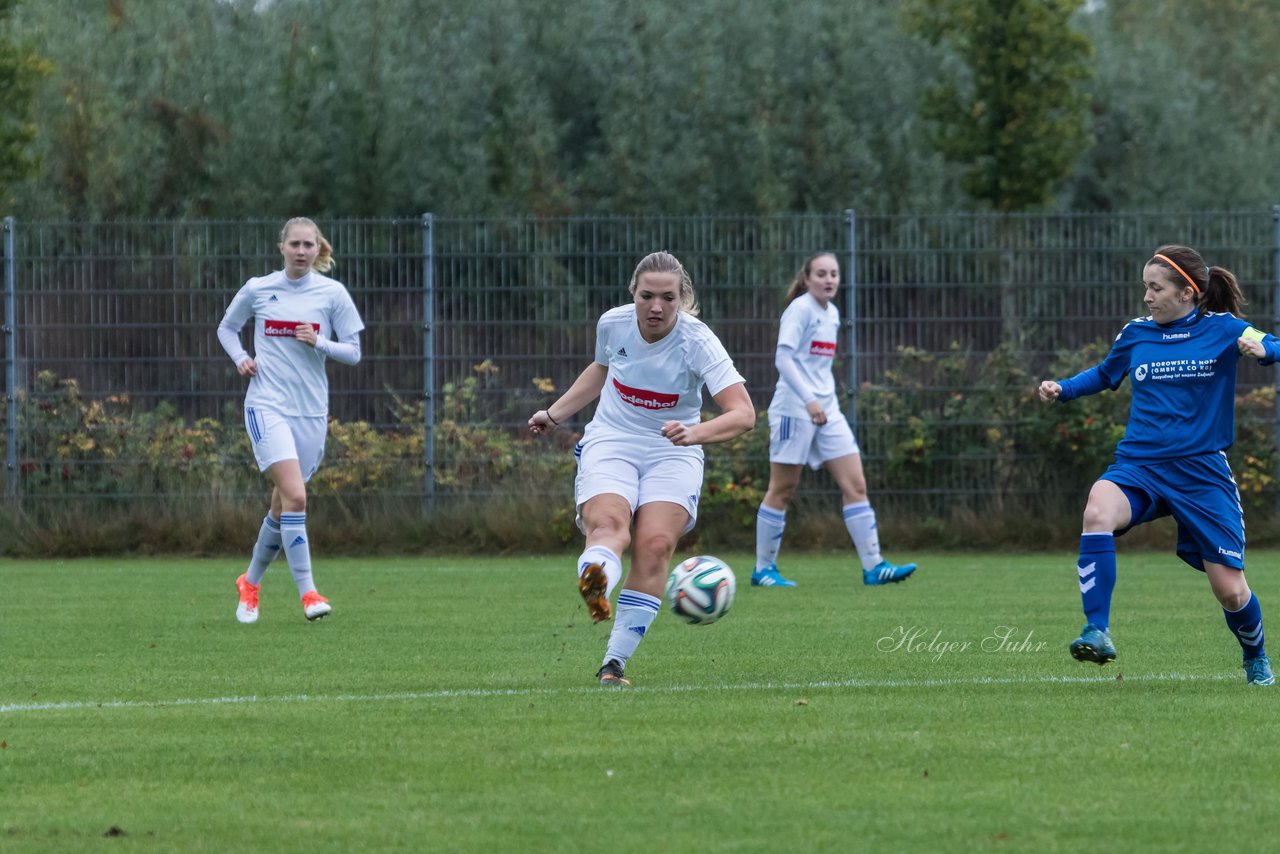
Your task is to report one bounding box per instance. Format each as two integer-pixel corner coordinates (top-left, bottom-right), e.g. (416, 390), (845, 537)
(528, 251), (755, 687)
(752, 252), (918, 588)
(217, 217), (365, 624)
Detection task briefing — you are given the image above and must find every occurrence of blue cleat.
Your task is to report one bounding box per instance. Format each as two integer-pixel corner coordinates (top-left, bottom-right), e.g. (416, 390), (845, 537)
(750, 564), (797, 587)
(863, 560), (917, 586)
(1244, 654), (1275, 686)
(1069, 624), (1117, 665)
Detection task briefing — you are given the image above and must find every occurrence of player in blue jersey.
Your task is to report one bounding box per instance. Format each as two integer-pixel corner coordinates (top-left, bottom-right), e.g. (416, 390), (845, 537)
(218, 218), (365, 624)
(1038, 244), (1278, 685)
(752, 252), (917, 588)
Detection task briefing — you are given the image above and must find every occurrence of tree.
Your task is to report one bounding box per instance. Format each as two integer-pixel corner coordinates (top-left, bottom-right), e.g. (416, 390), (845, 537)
(1066, 0), (1280, 210)
(905, 0), (1093, 212)
(0, 0), (48, 207)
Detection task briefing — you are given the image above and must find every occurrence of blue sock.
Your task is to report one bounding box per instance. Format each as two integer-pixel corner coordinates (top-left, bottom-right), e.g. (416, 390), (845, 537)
(1224, 592), (1265, 661)
(1077, 532), (1116, 631)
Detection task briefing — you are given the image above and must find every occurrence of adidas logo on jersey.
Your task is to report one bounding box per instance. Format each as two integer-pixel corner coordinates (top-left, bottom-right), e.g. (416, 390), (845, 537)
(616, 347), (628, 358)
(268, 295), (279, 302)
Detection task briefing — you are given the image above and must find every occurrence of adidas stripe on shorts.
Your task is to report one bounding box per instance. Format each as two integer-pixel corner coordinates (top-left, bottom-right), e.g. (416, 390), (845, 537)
(244, 406), (327, 481)
(768, 409), (859, 469)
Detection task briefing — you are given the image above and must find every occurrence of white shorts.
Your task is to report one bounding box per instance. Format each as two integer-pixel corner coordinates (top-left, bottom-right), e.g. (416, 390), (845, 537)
(244, 406), (327, 482)
(768, 409), (860, 469)
(574, 436), (703, 535)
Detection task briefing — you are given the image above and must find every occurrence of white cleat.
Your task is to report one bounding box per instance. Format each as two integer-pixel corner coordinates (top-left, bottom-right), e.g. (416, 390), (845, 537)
(235, 574), (260, 624)
(302, 591), (332, 621)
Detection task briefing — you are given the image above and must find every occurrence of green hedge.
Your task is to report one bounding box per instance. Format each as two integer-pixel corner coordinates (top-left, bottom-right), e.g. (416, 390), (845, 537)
(2, 343), (1277, 556)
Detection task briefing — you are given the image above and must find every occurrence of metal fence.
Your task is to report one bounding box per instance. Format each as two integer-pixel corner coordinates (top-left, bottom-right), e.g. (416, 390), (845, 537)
(4, 210), (1280, 508)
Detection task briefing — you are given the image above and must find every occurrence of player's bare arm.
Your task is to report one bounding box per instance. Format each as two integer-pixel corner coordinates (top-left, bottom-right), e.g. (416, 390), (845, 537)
(529, 362), (609, 434)
(662, 382), (754, 446)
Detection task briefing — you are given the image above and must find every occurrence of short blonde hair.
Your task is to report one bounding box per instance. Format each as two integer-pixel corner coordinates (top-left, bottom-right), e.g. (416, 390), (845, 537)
(627, 251), (699, 316)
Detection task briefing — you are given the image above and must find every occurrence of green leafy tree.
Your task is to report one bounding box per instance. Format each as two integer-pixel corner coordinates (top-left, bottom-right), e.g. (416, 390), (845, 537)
(1067, 0), (1280, 210)
(0, 0), (48, 206)
(905, 0), (1093, 212)
(7, 0), (970, 217)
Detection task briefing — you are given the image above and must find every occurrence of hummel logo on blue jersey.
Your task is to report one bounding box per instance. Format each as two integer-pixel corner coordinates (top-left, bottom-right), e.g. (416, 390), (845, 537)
(617, 347), (628, 357)
(290, 535), (306, 547)
(629, 625), (647, 637)
(269, 295), (279, 302)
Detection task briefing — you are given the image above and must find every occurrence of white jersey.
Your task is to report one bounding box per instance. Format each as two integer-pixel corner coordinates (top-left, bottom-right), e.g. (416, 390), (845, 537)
(769, 293), (840, 416)
(221, 270), (365, 417)
(584, 305), (745, 449)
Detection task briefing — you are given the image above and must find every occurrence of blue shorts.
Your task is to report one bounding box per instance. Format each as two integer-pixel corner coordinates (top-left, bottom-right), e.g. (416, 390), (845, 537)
(1102, 451), (1245, 571)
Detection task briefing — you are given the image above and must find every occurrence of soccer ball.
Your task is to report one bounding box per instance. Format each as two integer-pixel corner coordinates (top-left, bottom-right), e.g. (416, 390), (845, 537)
(665, 555), (736, 625)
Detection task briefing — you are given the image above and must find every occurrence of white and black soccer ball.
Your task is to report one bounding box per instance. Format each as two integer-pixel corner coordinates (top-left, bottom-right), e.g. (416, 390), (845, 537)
(665, 555), (736, 625)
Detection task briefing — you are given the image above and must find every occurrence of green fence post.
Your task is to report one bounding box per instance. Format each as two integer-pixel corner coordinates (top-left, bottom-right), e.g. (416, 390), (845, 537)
(1273, 205), (1280, 515)
(3, 217), (15, 501)
(422, 212), (436, 514)
(843, 209), (858, 428)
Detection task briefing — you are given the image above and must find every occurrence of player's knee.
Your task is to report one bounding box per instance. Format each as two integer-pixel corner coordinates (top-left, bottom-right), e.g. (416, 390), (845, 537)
(840, 486), (868, 505)
(766, 484), (798, 506)
(585, 515), (629, 546)
(279, 487), (307, 513)
(1215, 582), (1251, 611)
(1081, 502), (1121, 533)
(633, 531), (678, 565)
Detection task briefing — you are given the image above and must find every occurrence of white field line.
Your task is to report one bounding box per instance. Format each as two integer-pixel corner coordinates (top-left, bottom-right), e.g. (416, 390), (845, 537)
(0, 671), (1238, 715)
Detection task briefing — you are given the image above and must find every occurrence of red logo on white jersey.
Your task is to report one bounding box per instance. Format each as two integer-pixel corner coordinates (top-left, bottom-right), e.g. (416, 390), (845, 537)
(810, 340), (837, 357)
(264, 320), (320, 338)
(612, 378), (678, 410)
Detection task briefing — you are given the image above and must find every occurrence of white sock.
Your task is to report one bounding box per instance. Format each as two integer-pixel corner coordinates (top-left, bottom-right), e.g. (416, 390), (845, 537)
(246, 514), (281, 585)
(755, 504), (786, 570)
(604, 590), (661, 667)
(279, 511), (317, 596)
(578, 544), (623, 597)
(843, 502), (882, 570)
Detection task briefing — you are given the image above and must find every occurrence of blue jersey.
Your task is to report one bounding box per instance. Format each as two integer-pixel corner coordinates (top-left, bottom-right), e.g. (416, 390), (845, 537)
(1056, 310), (1280, 463)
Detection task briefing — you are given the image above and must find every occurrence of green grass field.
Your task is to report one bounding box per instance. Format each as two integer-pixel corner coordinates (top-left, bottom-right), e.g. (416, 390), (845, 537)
(3, 551), (1277, 852)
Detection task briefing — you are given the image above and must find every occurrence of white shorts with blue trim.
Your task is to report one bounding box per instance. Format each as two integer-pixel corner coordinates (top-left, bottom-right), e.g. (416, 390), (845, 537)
(244, 406), (327, 482)
(573, 435), (702, 535)
(768, 409), (859, 469)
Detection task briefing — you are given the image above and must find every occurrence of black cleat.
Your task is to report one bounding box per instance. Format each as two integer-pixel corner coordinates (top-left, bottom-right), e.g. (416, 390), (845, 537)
(596, 659), (631, 687)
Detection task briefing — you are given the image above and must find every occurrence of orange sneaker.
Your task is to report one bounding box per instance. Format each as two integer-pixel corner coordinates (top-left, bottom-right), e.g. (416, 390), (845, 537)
(235, 574), (260, 624)
(577, 563), (612, 623)
(301, 590), (332, 621)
